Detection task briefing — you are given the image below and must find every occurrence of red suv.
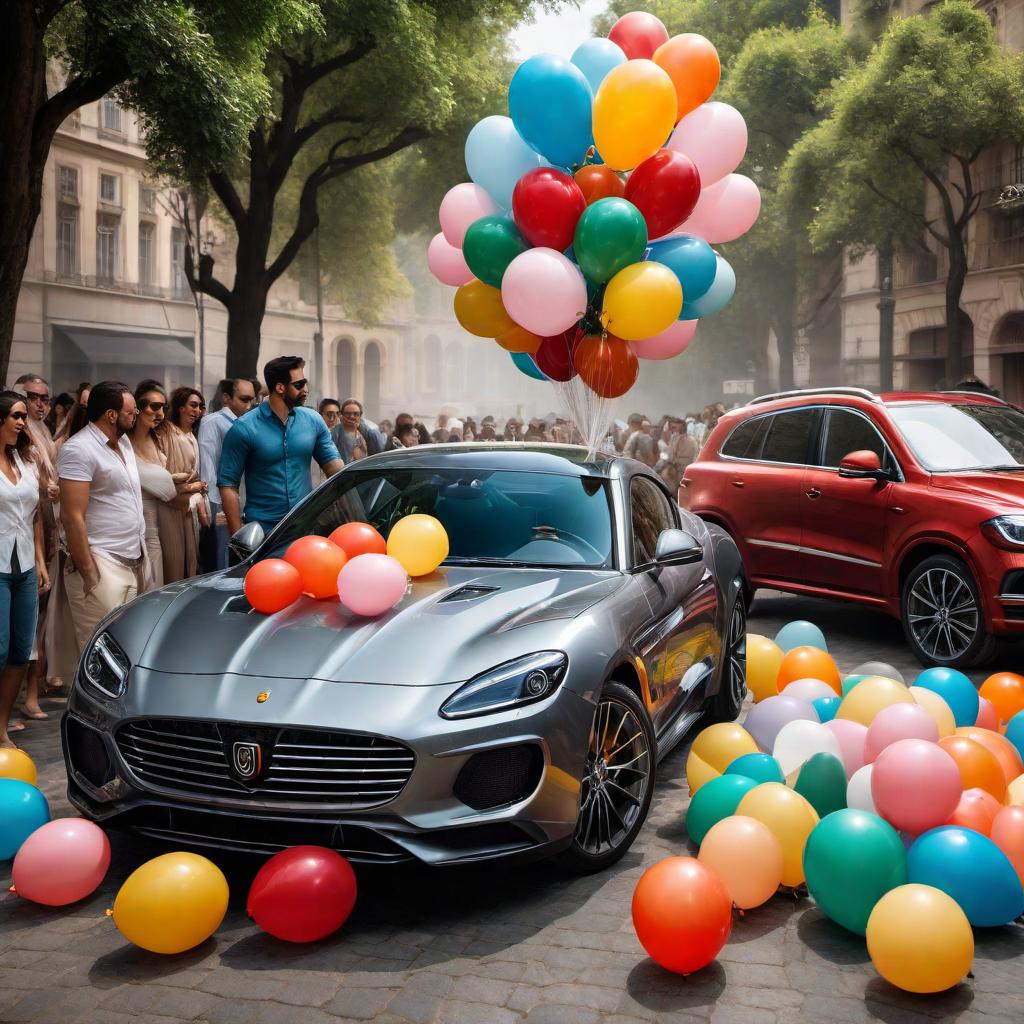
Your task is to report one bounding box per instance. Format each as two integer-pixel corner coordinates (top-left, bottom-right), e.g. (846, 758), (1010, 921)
(680, 387), (1024, 668)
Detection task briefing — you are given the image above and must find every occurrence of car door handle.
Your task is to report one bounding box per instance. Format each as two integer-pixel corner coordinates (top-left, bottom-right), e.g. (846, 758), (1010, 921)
(889, 506), (908, 515)
(806, 487), (821, 500)
(731, 479), (744, 488)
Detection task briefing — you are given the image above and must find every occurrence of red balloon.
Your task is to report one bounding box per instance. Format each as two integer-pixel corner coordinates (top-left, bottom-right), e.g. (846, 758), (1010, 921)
(574, 165), (625, 206)
(626, 149), (701, 239)
(608, 12), (669, 60)
(632, 856), (733, 974)
(575, 333), (639, 399)
(284, 536), (348, 600)
(512, 168), (586, 251)
(534, 329), (580, 382)
(244, 558), (303, 614)
(247, 846), (357, 943)
(329, 522), (387, 560)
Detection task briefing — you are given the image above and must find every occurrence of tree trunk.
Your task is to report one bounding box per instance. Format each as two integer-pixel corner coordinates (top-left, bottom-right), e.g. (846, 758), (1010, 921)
(945, 228), (969, 384)
(224, 289), (267, 379)
(877, 239), (895, 392)
(773, 263), (798, 391)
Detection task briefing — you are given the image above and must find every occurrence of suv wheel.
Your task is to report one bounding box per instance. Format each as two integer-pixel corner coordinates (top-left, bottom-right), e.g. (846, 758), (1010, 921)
(901, 554), (999, 668)
(704, 580), (748, 723)
(556, 681), (656, 874)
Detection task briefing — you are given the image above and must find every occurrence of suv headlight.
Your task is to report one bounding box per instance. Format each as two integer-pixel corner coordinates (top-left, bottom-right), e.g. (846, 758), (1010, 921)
(82, 631), (131, 699)
(439, 652), (568, 720)
(982, 516), (1024, 550)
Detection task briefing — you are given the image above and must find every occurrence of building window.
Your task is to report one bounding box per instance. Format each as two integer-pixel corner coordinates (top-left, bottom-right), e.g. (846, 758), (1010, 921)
(56, 204), (78, 277)
(139, 185), (156, 214)
(99, 172), (120, 205)
(96, 213), (120, 284)
(138, 222), (155, 287)
(100, 96), (122, 133)
(171, 227), (189, 298)
(58, 166), (78, 202)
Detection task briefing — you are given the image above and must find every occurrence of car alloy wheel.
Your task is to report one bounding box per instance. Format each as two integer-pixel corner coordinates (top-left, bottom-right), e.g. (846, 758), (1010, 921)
(907, 566), (980, 662)
(726, 595), (747, 709)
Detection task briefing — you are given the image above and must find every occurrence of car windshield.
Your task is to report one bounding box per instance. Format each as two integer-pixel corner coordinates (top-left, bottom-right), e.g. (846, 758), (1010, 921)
(887, 402), (1024, 472)
(260, 466), (615, 569)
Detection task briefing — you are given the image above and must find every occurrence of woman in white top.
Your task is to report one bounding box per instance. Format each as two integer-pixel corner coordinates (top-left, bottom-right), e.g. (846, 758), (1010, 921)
(0, 392), (49, 748)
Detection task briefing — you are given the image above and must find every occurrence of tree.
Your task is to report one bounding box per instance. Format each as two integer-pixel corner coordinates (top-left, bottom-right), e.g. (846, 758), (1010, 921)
(782, 2), (1024, 382)
(0, 0), (317, 384)
(175, 0), (539, 378)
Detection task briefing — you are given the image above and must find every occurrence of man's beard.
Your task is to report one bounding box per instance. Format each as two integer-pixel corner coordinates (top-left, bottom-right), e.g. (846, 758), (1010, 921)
(115, 419), (131, 437)
(284, 393), (307, 409)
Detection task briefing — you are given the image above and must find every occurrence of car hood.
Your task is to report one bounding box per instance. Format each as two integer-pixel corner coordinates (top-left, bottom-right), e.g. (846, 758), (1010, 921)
(929, 471), (1024, 509)
(135, 566), (626, 684)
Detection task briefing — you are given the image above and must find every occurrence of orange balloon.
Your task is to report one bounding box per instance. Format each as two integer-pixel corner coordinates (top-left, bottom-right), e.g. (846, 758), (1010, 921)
(979, 672), (1024, 730)
(243, 558), (303, 614)
(574, 165), (625, 205)
(329, 522), (386, 560)
(991, 805), (1024, 888)
(938, 735), (1006, 801)
(776, 646), (842, 696)
(954, 726), (1024, 787)
(454, 280), (516, 338)
(495, 325), (541, 354)
(945, 788), (1002, 835)
(652, 34), (721, 120)
(574, 333), (639, 399)
(284, 536), (347, 600)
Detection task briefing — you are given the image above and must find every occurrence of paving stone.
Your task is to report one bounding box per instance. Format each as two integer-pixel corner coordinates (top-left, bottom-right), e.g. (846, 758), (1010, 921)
(323, 986), (398, 1020)
(437, 998), (520, 1024)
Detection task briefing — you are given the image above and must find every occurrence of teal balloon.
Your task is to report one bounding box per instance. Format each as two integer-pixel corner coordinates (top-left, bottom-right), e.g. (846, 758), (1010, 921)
(813, 696), (840, 722)
(724, 752), (785, 785)
(572, 198), (647, 284)
(686, 774), (758, 845)
(0, 779), (50, 859)
(509, 352), (547, 381)
(842, 674), (868, 697)
(914, 667), (978, 727)
(647, 235), (717, 303)
(803, 809), (907, 935)
(1006, 709), (1024, 762)
(775, 620), (828, 653)
(793, 753), (848, 819)
(571, 37), (626, 94)
(682, 254), (735, 318)
(465, 115), (544, 210)
(462, 216), (528, 289)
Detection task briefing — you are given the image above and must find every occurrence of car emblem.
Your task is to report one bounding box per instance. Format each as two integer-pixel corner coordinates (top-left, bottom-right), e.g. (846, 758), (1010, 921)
(232, 741), (262, 780)
(256, 690), (270, 704)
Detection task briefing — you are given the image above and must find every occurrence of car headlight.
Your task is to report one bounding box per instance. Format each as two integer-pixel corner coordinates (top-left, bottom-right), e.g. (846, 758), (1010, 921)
(439, 652), (568, 720)
(82, 631), (131, 699)
(981, 516), (1024, 550)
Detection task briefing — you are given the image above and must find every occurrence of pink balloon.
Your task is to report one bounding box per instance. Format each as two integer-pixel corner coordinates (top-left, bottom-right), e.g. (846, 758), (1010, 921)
(976, 696), (999, 730)
(632, 319), (697, 360)
(864, 703), (939, 763)
(439, 183), (498, 248)
(427, 233), (473, 287)
(501, 248), (587, 337)
(872, 738), (962, 835)
(825, 719), (868, 779)
(11, 817), (110, 906)
(668, 102), (747, 188)
(679, 174), (761, 245)
(337, 554), (408, 617)
(782, 678), (838, 704)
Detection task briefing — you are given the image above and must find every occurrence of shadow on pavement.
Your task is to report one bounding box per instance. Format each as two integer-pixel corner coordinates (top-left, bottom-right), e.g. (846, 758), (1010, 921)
(797, 908), (872, 966)
(863, 975), (974, 1022)
(626, 958), (727, 1013)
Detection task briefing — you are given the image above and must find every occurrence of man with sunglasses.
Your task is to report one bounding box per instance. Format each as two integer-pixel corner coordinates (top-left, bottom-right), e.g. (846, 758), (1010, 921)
(218, 356), (342, 537)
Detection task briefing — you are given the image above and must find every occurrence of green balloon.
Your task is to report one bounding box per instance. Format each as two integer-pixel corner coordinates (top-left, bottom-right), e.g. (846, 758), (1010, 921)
(686, 774), (758, 846)
(462, 216), (528, 288)
(724, 752), (785, 786)
(803, 809), (907, 935)
(842, 674), (867, 697)
(572, 198), (648, 284)
(793, 752), (848, 819)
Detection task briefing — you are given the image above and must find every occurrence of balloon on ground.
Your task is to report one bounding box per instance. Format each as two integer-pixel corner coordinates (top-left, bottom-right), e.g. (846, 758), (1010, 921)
(12, 818), (110, 906)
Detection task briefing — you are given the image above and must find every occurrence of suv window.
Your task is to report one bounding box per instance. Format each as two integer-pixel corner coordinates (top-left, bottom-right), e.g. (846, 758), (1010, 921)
(631, 477), (676, 565)
(821, 409), (897, 472)
(759, 409), (817, 465)
(721, 416), (771, 460)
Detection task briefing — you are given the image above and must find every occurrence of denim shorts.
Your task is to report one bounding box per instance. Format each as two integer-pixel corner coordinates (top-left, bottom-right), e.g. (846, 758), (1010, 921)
(0, 567), (38, 668)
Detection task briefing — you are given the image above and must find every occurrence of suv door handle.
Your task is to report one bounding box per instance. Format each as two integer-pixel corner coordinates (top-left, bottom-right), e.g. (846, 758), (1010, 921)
(806, 487), (822, 500)
(731, 479), (744, 488)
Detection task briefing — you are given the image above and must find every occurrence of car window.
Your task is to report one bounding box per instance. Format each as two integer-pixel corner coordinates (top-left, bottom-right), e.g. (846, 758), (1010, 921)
(759, 409), (816, 465)
(631, 477), (677, 566)
(821, 410), (896, 472)
(888, 402), (1024, 471)
(721, 416), (771, 459)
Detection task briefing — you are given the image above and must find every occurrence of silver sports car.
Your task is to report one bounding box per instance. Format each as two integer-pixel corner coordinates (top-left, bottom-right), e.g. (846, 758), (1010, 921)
(63, 444), (746, 872)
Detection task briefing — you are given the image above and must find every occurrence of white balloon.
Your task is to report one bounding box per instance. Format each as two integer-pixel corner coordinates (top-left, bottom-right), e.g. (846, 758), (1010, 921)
(668, 101), (747, 187)
(772, 719), (842, 777)
(782, 679), (837, 705)
(847, 764), (877, 814)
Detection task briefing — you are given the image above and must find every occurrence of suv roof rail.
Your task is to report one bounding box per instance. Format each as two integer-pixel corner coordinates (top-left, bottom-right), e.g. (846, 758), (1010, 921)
(746, 386), (882, 407)
(940, 389), (1009, 405)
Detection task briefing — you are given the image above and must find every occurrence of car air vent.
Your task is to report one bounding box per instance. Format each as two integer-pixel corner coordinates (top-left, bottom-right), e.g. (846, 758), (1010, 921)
(439, 585), (500, 603)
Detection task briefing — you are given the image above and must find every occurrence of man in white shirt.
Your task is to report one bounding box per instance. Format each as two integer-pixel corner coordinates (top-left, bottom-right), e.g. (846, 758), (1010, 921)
(57, 381), (147, 651)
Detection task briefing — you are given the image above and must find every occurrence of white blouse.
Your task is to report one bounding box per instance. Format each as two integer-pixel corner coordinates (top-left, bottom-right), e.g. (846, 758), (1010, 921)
(0, 451), (39, 575)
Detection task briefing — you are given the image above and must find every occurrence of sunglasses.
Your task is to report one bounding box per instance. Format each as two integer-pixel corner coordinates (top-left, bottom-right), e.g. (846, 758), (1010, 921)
(289, 379), (309, 390)
(140, 400), (166, 412)
(9, 411), (28, 421)
(25, 392), (50, 403)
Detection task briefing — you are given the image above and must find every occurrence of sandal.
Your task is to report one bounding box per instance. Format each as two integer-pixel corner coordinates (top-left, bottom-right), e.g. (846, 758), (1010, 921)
(20, 707), (49, 721)
(42, 678), (65, 697)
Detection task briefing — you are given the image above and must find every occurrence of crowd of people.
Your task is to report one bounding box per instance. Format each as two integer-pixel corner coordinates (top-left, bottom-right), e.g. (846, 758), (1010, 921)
(0, 351), (729, 748)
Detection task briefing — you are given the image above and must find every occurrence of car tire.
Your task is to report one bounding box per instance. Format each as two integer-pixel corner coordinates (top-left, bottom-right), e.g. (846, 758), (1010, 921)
(556, 680), (656, 875)
(704, 579), (748, 724)
(901, 553), (999, 669)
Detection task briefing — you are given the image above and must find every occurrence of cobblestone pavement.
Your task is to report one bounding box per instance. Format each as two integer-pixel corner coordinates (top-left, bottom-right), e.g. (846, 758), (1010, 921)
(2, 591), (1023, 1024)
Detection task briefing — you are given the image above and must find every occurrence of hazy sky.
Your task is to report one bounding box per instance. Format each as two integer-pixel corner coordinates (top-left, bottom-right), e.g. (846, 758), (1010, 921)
(511, 0), (609, 61)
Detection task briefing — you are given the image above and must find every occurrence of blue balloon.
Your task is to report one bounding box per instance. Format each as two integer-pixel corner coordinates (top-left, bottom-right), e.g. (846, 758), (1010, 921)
(724, 752), (785, 785)
(509, 351), (547, 381)
(681, 255), (735, 319)
(775, 620), (828, 653)
(570, 37), (626, 94)
(908, 826), (1024, 926)
(647, 235), (717, 304)
(914, 667), (979, 728)
(509, 54), (594, 170)
(0, 779), (50, 859)
(813, 696), (841, 722)
(1006, 709), (1024, 762)
(465, 115), (544, 210)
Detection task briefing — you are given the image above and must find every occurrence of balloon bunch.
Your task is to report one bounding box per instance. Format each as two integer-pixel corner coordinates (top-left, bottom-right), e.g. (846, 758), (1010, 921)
(428, 10), (758, 405)
(636, 621), (1024, 994)
(243, 516), (449, 619)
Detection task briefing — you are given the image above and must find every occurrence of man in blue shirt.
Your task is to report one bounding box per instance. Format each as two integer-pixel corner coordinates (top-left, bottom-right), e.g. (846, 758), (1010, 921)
(218, 356), (343, 536)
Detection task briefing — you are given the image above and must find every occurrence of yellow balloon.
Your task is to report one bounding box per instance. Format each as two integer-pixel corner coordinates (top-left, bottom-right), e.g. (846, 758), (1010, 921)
(746, 634), (783, 703)
(685, 722), (758, 795)
(866, 884), (973, 993)
(387, 514), (450, 577)
(601, 262), (682, 341)
(0, 747), (36, 784)
(735, 782), (819, 887)
(1007, 772), (1024, 806)
(454, 279), (516, 338)
(593, 59), (678, 171)
(909, 685), (956, 738)
(111, 852), (228, 954)
(836, 675), (914, 727)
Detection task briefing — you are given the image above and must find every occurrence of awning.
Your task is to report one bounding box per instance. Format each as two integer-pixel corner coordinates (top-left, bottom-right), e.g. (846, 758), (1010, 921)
(54, 326), (195, 367)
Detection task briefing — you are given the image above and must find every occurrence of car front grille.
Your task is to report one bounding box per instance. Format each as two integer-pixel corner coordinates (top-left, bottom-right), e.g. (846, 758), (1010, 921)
(116, 718), (415, 809)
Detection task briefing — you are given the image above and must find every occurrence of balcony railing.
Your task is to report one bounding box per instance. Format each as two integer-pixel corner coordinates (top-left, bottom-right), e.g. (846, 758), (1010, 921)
(28, 269), (194, 301)
(976, 236), (1024, 269)
(894, 249), (947, 288)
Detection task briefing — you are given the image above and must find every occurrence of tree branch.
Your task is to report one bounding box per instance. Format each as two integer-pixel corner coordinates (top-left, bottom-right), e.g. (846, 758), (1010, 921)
(184, 245), (232, 308)
(294, 36), (376, 91)
(34, 68), (123, 154)
(207, 171), (247, 230)
(292, 109), (366, 153)
(317, 125), (429, 186)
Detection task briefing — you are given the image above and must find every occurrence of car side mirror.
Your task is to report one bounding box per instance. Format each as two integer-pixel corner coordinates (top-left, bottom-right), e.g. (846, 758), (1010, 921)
(654, 529), (703, 566)
(838, 450), (891, 481)
(228, 522), (265, 566)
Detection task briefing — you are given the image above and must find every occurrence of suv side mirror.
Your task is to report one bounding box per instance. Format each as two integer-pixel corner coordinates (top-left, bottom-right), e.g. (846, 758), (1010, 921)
(654, 529), (703, 566)
(228, 522), (265, 565)
(838, 450), (891, 481)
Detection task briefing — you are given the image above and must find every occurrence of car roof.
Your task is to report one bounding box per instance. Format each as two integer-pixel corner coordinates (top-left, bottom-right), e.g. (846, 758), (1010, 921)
(721, 388), (1011, 420)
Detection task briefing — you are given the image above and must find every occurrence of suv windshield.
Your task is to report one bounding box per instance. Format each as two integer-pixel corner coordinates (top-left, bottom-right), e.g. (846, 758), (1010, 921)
(887, 402), (1024, 472)
(260, 467), (615, 569)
